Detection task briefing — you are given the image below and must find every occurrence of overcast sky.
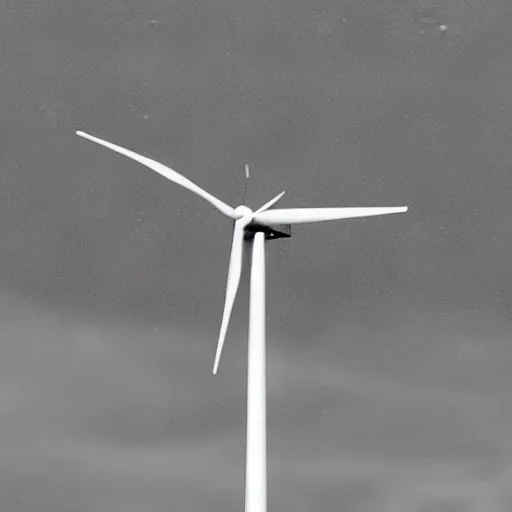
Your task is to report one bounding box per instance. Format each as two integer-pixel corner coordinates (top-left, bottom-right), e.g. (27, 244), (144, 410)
(1, 0), (512, 510)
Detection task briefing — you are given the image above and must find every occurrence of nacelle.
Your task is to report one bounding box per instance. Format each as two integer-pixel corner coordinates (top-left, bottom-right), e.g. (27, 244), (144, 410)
(243, 221), (292, 241)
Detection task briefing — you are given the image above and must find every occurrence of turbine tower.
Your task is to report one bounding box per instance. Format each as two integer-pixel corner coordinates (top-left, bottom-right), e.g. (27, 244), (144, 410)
(76, 130), (407, 512)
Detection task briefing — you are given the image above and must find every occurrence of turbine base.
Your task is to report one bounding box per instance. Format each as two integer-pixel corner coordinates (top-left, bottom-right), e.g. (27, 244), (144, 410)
(244, 222), (291, 241)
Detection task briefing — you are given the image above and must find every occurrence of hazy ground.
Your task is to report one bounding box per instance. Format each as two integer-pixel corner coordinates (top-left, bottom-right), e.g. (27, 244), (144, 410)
(1, 0), (512, 510)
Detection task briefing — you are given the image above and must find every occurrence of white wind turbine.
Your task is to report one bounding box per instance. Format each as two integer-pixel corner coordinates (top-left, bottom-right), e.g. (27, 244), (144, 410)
(76, 130), (407, 512)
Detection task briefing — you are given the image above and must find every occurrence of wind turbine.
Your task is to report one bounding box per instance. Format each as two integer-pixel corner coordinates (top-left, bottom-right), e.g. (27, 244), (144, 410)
(76, 130), (407, 512)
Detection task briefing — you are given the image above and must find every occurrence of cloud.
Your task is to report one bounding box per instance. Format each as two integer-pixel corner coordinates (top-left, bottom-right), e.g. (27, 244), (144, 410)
(1, 295), (512, 510)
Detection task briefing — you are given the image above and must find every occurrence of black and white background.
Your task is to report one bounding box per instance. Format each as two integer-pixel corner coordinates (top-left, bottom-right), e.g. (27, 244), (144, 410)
(1, 1), (512, 510)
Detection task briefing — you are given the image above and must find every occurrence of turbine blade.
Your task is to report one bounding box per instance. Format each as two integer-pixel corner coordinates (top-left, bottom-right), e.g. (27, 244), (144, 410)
(254, 206), (408, 224)
(76, 131), (236, 219)
(242, 165), (250, 205)
(213, 218), (247, 374)
(254, 191), (286, 214)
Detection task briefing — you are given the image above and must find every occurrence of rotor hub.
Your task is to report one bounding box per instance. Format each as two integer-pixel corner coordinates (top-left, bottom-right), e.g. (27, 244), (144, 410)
(234, 205), (253, 219)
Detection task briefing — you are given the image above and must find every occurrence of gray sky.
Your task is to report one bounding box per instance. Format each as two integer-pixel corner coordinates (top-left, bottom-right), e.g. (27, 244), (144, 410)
(1, 0), (512, 510)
